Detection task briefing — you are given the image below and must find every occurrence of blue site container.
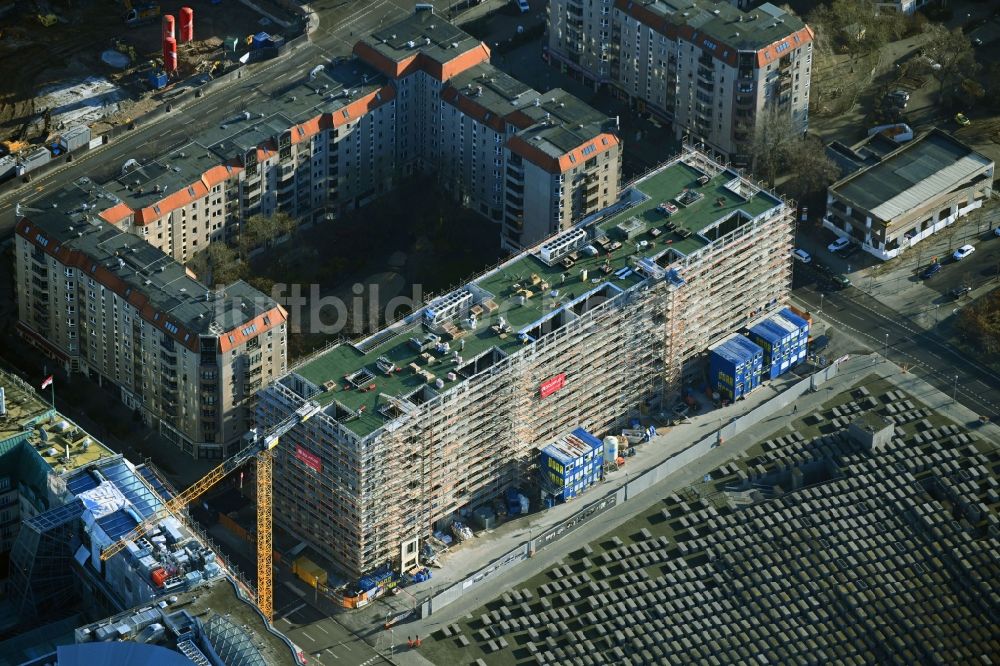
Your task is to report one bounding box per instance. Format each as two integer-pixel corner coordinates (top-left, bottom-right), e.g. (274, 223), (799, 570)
(251, 31), (270, 50)
(779, 308), (810, 367)
(709, 335), (763, 400)
(540, 428), (604, 502)
(748, 309), (810, 379)
(148, 71), (168, 90)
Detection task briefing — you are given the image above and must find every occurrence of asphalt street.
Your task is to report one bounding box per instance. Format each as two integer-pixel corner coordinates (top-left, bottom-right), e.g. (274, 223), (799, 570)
(791, 280), (1000, 421)
(0, 0), (448, 235)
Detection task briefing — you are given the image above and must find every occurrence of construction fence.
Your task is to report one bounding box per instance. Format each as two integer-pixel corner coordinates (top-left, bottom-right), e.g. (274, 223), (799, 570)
(421, 358), (846, 618)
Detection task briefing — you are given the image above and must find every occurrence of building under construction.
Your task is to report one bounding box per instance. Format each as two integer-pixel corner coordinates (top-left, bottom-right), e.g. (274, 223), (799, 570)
(256, 148), (795, 578)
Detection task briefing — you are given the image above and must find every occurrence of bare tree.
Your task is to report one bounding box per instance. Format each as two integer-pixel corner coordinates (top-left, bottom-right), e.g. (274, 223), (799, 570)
(780, 136), (842, 201)
(922, 25), (978, 103)
(747, 107), (796, 188)
(240, 211), (298, 257)
(188, 243), (243, 287)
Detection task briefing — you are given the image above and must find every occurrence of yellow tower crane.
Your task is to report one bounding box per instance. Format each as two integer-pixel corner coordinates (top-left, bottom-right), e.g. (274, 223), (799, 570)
(100, 401), (322, 621)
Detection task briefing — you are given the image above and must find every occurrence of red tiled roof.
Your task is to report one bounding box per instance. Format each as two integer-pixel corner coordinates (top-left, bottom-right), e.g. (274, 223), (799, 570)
(217, 305), (287, 353)
(613, 0), (813, 68)
(755, 26), (814, 67)
(98, 202), (133, 225)
(508, 132), (620, 174)
(353, 40), (490, 81)
(330, 86), (396, 127)
(16, 218), (202, 351)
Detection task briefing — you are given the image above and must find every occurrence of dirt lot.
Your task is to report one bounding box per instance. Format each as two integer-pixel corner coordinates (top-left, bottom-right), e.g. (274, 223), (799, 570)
(0, 0), (292, 144)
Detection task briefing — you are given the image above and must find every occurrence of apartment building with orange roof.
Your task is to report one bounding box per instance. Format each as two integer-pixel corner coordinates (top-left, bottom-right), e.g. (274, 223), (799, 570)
(10, 9), (620, 462)
(548, 0), (812, 163)
(354, 9), (621, 250)
(71, 10), (617, 264)
(14, 178), (287, 459)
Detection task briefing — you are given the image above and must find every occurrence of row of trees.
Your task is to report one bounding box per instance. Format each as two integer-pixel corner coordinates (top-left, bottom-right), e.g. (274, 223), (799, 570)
(187, 211), (297, 288)
(745, 108), (842, 202)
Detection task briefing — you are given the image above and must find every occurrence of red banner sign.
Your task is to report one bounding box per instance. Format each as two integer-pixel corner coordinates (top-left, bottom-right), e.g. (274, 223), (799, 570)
(295, 445), (323, 473)
(539, 373), (567, 398)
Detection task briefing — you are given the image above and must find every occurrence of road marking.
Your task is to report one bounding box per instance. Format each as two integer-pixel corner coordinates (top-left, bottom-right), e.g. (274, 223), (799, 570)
(302, 631), (315, 642)
(317, 624), (329, 634)
(341, 641), (352, 651)
(326, 648), (340, 659)
(279, 602), (307, 620)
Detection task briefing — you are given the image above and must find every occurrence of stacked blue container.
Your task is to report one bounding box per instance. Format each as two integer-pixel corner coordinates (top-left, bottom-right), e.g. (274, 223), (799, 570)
(748, 309), (811, 379)
(540, 428), (605, 502)
(708, 335), (764, 400)
(779, 307), (810, 368)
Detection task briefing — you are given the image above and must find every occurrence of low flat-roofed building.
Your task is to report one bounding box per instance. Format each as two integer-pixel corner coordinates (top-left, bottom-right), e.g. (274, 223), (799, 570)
(0, 367), (118, 622)
(823, 129), (994, 261)
(68, 578), (301, 665)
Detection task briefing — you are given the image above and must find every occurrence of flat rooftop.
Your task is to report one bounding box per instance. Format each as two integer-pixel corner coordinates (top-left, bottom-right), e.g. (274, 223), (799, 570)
(1, 368), (49, 445)
(365, 9), (481, 66)
(831, 129), (994, 221)
(512, 89), (614, 158)
(198, 59), (387, 155)
(292, 155), (782, 438)
(74, 578), (297, 665)
(22, 177), (277, 337)
(103, 145), (225, 212)
(444, 63), (539, 121)
(31, 414), (116, 476)
(616, 0), (810, 51)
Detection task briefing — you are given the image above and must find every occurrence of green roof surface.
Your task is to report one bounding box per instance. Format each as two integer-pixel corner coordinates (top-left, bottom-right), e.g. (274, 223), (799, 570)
(294, 159), (781, 438)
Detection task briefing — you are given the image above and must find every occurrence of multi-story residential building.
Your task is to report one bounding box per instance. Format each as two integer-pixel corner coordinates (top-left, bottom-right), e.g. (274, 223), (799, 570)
(11, 11), (617, 458)
(65, 12), (616, 263)
(99, 147), (241, 263)
(504, 89), (622, 249)
(356, 9), (621, 249)
(14, 178), (287, 459)
(548, 0), (813, 162)
(824, 129), (994, 261)
(257, 147), (794, 579)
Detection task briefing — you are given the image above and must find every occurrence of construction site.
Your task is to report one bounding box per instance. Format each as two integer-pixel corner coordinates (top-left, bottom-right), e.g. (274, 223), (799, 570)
(419, 367), (1000, 665)
(0, 0), (301, 176)
(256, 147), (795, 582)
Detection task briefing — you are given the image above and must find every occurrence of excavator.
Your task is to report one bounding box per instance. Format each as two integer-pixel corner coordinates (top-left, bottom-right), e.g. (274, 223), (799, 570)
(100, 401), (323, 621)
(121, 0), (160, 27)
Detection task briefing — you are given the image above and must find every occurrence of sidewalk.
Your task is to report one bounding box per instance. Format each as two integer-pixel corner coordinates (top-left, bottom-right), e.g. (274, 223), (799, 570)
(381, 354), (914, 663)
(382, 354), (999, 664)
(799, 201), (1000, 324)
(330, 361), (845, 651)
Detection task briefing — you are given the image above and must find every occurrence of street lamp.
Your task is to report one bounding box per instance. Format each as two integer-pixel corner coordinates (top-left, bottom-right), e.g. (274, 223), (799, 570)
(883, 333), (889, 363)
(819, 293), (825, 313)
(953, 375), (959, 403)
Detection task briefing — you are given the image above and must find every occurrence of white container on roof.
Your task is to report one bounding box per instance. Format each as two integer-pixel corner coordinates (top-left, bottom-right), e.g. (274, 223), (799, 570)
(538, 227), (587, 265)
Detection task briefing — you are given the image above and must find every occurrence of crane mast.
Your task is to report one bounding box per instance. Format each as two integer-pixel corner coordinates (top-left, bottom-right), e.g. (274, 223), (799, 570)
(99, 401), (322, 621)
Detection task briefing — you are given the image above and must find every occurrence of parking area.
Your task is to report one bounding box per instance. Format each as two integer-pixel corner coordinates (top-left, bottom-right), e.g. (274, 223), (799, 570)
(794, 202), (1000, 331)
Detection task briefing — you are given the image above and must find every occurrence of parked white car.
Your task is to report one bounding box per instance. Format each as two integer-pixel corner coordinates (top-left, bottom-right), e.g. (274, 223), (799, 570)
(827, 237), (850, 253)
(792, 248), (812, 264)
(953, 244), (975, 261)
